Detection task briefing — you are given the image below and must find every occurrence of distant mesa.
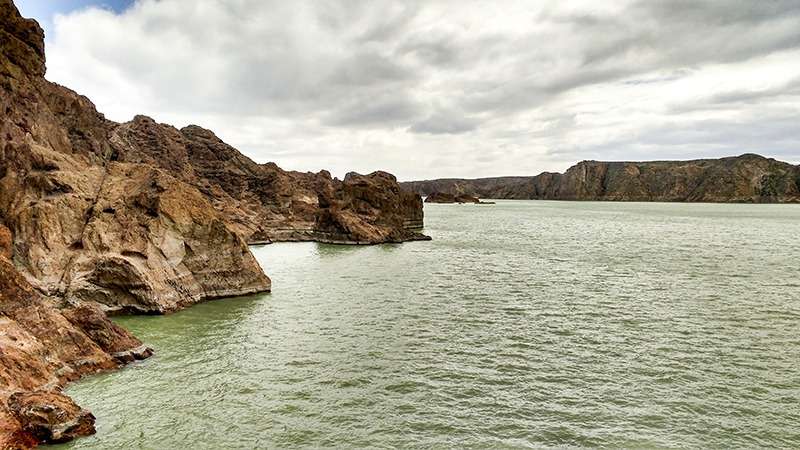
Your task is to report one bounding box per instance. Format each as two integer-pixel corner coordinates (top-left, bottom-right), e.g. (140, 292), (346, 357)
(405, 154), (800, 203)
(424, 192), (494, 204)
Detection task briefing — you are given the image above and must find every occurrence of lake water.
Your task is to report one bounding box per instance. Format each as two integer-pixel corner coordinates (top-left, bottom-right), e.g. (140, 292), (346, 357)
(57, 201), (800, 448)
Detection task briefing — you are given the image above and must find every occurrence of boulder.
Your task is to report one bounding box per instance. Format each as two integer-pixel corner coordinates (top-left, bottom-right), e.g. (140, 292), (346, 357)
(7, 392), (95, 445)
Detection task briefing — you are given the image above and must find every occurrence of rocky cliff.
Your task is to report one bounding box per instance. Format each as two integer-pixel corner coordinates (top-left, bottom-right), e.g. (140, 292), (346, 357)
(0, 224), (152, 447)
(403, 155), (800, 203)
(0, 0), (273, 315)
(1, 0), (426, 313)
(0, 0), (426, 446)
(111, 117), (428, 245)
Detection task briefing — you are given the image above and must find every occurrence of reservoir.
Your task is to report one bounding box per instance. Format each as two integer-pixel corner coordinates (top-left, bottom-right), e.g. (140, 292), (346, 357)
(58, 201), (800, 448)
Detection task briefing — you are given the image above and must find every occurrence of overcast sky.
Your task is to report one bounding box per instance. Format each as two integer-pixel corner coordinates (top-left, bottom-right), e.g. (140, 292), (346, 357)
(17, 0), (800, 180)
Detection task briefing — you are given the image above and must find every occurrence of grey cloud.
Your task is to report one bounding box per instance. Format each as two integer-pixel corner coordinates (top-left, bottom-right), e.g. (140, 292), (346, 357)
(545, 1), (800, 86)
(354, 2), (420, 43)
(44, 0), (800, 179)
(557, 114), (800, 163)
(324, 93), (423, 127)
(396, 32), (510, 70)
(327, 51), (414, 87)
(621, 69), (694, 86)
(397, 33), (461, 67)
(670, 77), (800, 113)
(705, 77), (800, 104)
(635, 1), (799, 64)
(54, 0), (800, 124)
(636, 0), (800, 26)
(409, 111), (479, 135)
(394, 0), (800, 119)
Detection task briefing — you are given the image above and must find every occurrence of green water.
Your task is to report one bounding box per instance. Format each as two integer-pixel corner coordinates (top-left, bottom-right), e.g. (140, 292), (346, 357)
(58, 201), (800, 449)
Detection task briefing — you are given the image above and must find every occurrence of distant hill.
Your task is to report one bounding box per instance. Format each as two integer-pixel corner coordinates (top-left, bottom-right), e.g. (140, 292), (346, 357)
(401, 154), (800, 203)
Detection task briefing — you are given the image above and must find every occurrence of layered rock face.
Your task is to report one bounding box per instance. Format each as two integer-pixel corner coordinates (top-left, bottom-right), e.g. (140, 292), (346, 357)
(1, 0), (426, 312)
(0, 225), (152, 448)
(406, 177), (533, 200)
(403, 155), (800, 203)
(0, 0), (272, 314)
(1, 7), (154, 446)
(111, 117), (428, 244)
(0, 0), (426, 446)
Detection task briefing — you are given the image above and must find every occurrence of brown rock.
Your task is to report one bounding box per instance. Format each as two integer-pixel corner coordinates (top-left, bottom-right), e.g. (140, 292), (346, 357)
(1, 0), (272, 314)
(0, 0), (45, 77)
(0, 252), (150, 448)
(0, 224), (11, 259)
(0, 0), (428, 445)
(109, 119), (429, 244)
(61, 303), (154, 363)
(7, 392), (95, 445)
(403, 154), (800, 203)
(424, 191), (482, 204)
(315, 171), (429, 243)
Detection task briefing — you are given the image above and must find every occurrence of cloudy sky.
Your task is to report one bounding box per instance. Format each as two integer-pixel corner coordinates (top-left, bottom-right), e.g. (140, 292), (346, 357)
(17, 0), (800, 180)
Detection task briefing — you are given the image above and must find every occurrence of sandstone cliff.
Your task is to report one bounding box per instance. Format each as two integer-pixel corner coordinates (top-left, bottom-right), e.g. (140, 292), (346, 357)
(110, 117), (428, 244)
(1, 0), (426, 314)
(0, 224), (152, 447)
(0, 0), (272, 315)
(0, 0), (427, 446)
(403, 155), (800, 203)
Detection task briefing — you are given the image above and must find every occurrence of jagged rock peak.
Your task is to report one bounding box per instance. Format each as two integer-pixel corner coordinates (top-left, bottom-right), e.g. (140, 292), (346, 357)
(131, 114), (157, 124)
(0, 0), (46, 76)
(180, 124), (222, 140)
(345, 170), (398, 183)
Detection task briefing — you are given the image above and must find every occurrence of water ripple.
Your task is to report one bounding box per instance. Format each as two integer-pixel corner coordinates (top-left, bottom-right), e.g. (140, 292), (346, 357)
(59, 201), (800, 449)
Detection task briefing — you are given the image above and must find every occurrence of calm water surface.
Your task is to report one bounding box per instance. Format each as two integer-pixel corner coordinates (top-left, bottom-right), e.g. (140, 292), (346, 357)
(59, 201), (800, 449)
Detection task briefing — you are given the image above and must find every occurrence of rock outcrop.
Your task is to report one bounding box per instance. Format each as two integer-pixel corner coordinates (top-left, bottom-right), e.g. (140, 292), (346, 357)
(0, 0), (271, 315)
(110, 117), (428, 244)
(0, 224), (152, 448)
(403, 155), (800, 203)
(0, 0), (427, 446)
(7, 391), (95, 445)
(1, 0), (426, 315)
(425, 192), (484, 204)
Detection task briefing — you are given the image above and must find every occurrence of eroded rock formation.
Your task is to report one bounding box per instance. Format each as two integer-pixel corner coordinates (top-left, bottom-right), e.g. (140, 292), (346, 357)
(110, 117), (428, 245)
(0, 0), (427, 446)
(0, 0), (271, 315)
(1, 0), (426, 314)
(0, 224), (152, 448)
(403, 155), (800, 203)
(425, 192), (483, 204)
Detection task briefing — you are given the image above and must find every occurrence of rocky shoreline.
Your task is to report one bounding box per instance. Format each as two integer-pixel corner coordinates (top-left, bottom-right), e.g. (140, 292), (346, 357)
(0, 1), (428, 447)
(424, 192), (493, 204)
(402, 155), (800, 203)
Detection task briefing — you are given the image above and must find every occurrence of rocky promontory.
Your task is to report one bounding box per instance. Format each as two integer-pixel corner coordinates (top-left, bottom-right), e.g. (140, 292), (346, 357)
(1, 224), (153, 447)
(424, 192), (492, 204)
(0, 0), (428, 446)
(112, 117), (428, 245)
(403, 155), (800, 203)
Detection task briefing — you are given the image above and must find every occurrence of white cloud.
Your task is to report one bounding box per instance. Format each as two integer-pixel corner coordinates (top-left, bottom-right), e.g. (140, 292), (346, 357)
(44, 0), (800, 180)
